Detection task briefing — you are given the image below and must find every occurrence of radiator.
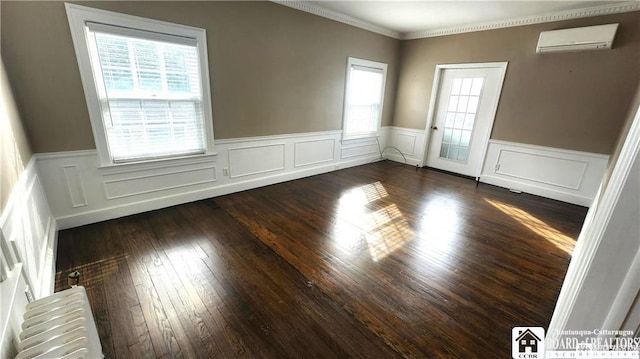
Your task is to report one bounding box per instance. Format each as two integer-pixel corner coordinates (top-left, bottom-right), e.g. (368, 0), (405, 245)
(15, 286), (103, 359)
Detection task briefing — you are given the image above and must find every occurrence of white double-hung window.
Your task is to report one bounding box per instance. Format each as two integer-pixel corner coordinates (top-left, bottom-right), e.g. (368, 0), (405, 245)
(342, 57), (387, 140)
(66, 4), (214, 165)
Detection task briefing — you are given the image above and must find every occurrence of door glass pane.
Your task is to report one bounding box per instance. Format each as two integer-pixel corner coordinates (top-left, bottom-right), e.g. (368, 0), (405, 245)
(457, 96), (469, 112)
(449, 145), (459, 160)
(458, 146), (469, 162)
(451, 78), (462, 95)
(448, 96), (459, 111)
(460, 130), (472, 147)
(471, 78), (484, 96)
(443, 128), (453, 143)
(463, 114), (475, 130)
(452, 129), (462, 145)
(461, 78), (472, 95)
(467, 96), (479, 113)
(445, 112), (455, 127)
(440, 143), (449, 158)
(439, 76), (485, 161)
(454, 113), (465, 129)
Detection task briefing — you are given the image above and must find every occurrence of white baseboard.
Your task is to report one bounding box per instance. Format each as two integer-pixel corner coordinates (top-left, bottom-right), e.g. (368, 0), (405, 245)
(480, 140), (609, 206)
(36, 130), (384, 229)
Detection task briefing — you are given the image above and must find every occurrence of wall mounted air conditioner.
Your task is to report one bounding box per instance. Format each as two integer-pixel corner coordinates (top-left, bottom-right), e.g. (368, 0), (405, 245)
(536, 23), (619, 53)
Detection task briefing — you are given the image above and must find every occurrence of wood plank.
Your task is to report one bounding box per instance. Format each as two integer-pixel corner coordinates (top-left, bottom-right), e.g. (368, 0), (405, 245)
(55, 161), (587, 358)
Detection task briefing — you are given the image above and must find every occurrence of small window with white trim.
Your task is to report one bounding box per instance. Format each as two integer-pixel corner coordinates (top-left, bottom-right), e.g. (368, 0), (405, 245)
(342, 57), (387, 140)
(66, 4), (215, 165)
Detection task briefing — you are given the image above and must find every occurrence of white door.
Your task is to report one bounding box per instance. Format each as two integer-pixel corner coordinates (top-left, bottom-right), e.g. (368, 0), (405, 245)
(425, 64), (507, 177)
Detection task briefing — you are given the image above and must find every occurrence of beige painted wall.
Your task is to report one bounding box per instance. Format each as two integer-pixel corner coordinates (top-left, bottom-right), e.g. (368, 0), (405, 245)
(2, 2), (638, 156)
(1, 58), (33, 212)
(0, 1), (400, 153)
(600, 82), (640, 193)
(394, 11), (640, 154)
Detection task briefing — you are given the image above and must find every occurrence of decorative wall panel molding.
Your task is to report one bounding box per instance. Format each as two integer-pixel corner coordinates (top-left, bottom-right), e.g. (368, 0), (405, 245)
(0, 158), (56, 299)
(228, 143), (285, 178)
(383, 126), (427, 167)
(36, 130), (386, 229)
(494, 150), (587, 190)
(480, 140), (609, 206)
(394, 134), (417, 156)
(341, 137), (380, 159)
(104, 166), (217, 200)
(63, 165), (88, 207)
(294, 138), (335, 167)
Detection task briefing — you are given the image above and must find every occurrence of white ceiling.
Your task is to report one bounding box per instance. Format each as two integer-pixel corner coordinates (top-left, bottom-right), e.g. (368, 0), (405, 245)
(289, 1), (635, 38)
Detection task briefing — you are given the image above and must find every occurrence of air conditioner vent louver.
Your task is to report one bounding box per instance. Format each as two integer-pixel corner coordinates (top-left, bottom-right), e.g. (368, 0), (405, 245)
(536, 23), (618, 53)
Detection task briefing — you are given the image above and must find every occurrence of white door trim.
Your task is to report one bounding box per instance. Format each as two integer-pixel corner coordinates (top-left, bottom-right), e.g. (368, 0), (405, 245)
(422, 62), (508, 178)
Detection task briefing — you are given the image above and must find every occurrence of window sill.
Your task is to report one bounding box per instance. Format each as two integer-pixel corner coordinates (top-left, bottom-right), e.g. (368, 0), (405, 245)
(98, 152), (217, 175)
(342, 132), (379, 142)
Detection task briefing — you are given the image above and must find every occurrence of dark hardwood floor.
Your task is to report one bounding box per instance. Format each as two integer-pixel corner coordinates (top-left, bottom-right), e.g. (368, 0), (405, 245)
(55, 161), (587, 358)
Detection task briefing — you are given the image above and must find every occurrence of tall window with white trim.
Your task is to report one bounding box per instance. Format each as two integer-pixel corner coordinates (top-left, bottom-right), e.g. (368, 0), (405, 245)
(66, 4), (214, 165)
(342, 57), (387, 139)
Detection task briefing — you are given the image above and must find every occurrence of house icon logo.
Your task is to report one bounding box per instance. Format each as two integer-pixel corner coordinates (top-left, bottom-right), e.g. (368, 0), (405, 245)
(512, 327), (545, 358)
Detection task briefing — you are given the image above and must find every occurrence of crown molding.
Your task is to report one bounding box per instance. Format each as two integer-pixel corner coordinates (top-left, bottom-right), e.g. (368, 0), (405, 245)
(272, 1), (402, 39)
(272, 1), (639, 41)
(403, 1), (640, 40)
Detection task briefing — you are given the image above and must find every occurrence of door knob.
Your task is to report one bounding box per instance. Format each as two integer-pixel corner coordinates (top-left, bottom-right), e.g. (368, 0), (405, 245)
(431, 126), (438, 130)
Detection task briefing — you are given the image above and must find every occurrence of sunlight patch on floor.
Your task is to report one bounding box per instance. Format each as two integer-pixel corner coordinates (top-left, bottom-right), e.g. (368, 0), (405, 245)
(416, 198), (460, 256)
(333, 182), (413, 261)
(485, 198), (575, 255)
(365, 204), (413, 262)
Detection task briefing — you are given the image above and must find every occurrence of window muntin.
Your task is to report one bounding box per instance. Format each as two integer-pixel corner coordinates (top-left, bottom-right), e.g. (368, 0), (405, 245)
(343, 57), (387, 139)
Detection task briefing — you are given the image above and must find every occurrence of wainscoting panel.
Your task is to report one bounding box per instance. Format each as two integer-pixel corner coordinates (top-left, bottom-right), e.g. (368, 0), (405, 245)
(37, 130), (385, 229)
(0, 158), (57, 357)
(341, 137), (379, 159)
(480, 140), (609, 206)
(0, 158), (56, 300)
(104, 165), (217, 200)
(495, 150), (587, 189)
(63, 165), (87, 208)
(383, 127), (427, 166)
(229, 143), (285, 178)
(394, 133), (416, 156)
(294, 139), (335, 167)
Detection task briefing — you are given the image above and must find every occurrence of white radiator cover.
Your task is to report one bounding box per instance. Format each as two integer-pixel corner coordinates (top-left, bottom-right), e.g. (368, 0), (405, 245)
(16, 286), (102, 359)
